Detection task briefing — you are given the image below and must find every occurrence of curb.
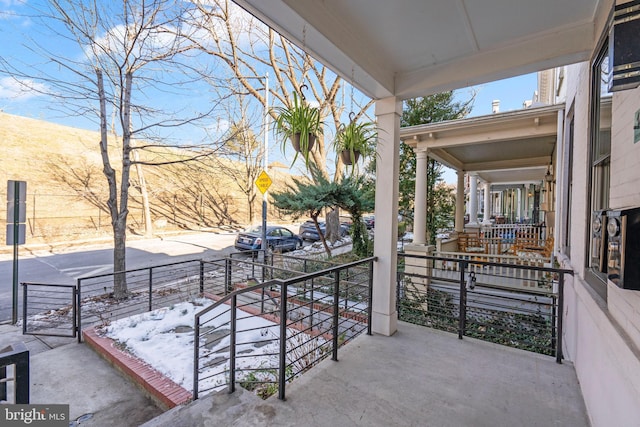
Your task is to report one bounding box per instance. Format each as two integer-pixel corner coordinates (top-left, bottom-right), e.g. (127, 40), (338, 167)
(83, 328), (192, 410)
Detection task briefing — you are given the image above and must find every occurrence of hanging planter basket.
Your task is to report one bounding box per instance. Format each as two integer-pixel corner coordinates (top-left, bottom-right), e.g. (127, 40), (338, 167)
(340, 149), (361, 165)
(272, 90), (323, 168)
(333, 119), (377, 168)
(292, 133), (316, 153)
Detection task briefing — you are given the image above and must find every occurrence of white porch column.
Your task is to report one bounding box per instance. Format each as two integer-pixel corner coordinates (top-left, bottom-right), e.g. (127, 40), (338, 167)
(455, 170), (465, 233)
(468, 174), (479, 226)
(412, 148), (428, 244)
(517, 188), (522, 222)
(482, 182), (492, 225)
(372, 96), (401, 336)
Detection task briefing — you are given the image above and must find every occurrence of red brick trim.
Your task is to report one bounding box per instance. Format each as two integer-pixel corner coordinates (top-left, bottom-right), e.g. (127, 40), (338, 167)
(83, 328), (192, 410)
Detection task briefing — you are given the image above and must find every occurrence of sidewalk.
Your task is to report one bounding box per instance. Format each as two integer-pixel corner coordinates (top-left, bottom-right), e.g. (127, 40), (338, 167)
(0, 323), (162, 426)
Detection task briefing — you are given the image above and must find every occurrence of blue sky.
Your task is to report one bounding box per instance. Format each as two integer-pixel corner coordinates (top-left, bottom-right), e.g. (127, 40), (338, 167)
(0, 1), (538, 182)
(438, 73), (538, 183)
(461, 73), (538, 117)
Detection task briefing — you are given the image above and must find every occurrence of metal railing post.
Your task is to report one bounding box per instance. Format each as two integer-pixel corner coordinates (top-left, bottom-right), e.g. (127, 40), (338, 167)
(148, 267), (153, 312)
(193, 315), (200, 400)
(332, 269), (340, 361)
(77, 278), (83, 343)
(310, 278), (315, 331)
(21, 284), (27, 335)
(229, 295), (237, 394)
(556, 272), (565, 364)
(225, 258), (231, 295)
(368, 260), (374, 336)
(278, 282), (288, 400)
(72, 285), (78, 339)
(199, 260), (205, 294)
(458, 260), (467, 340)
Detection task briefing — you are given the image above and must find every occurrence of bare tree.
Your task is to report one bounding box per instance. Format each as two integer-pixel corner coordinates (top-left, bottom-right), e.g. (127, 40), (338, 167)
(211, 92), (264, 224)
(186, 0), (375, 242)
(0, 0), (221, 299)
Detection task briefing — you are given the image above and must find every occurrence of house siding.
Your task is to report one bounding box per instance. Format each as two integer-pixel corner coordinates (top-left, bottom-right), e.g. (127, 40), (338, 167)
(561, 48), (640, 426)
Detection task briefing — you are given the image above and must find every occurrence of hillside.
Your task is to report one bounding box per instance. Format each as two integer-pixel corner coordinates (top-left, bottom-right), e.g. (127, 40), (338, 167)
(0, 112), (296, 244)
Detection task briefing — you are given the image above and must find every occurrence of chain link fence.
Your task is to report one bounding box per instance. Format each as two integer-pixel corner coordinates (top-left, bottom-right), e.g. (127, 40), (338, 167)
(2, 192), (290, 245)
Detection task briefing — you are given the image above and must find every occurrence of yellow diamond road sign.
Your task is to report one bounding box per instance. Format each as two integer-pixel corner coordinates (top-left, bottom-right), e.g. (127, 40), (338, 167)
(255, 170), (272, 194)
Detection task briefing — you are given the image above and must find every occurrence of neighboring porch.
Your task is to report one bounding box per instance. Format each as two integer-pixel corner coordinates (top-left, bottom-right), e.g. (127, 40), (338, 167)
(144, 321), (588, 427)
(401, 104), (562, 292)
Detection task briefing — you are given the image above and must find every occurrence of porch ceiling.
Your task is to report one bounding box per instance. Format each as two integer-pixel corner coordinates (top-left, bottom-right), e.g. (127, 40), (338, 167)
(401, 104), (564, 184)
(232, 0), (608, 100)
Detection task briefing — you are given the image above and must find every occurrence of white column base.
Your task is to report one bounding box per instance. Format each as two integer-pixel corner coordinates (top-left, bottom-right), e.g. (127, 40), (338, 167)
(372, 311), (398, 336)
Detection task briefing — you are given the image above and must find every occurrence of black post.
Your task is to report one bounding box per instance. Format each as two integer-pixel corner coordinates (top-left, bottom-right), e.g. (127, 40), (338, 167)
(199, 261), (205, 294)
(278, 282), (288, 400)
(72, 286), (78, 339)
(0, 365), (5, 402)
(21, 284), (27, 335)
(368, 260), (374, 336)
(225, 259), (231, 295)
(556, 272), (565, 364)
(229, 295), (237, 393)
(310, 278), (315, 332)
(12, 181), (19, 324)
(77, 278), (83, 343)
(458, 261), (467, 340)
(551, 294), (557, 357)
(332, 270), (340, 361)
(148, 268), (153, 312)
(193, 314), (200, 400)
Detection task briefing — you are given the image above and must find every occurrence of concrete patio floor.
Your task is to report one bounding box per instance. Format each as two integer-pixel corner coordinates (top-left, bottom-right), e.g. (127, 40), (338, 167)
(144, 321), (590, 427)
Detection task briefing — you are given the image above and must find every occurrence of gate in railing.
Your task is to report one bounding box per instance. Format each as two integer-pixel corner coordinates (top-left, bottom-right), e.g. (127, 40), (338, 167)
(21, 283), (77, 338)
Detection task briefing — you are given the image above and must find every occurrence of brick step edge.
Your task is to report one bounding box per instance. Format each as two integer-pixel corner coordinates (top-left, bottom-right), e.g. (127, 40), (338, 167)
(83, 327), (192, 411)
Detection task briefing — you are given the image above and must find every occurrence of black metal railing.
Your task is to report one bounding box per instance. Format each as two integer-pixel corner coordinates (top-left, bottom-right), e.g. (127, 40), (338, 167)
(21, 283), (77, 337)
(193, 256), (376, 401)
(397, 253), (571, 363)
(20, 251), (275, 342)
(74, 259), (232, 342)
(0, 342), (29, 404)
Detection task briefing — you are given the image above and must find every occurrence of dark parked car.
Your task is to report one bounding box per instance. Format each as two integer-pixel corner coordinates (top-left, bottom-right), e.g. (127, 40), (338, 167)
(298, 220), (350, 241)
(363, 215), (375, 229)
(234, 225), (302, 252)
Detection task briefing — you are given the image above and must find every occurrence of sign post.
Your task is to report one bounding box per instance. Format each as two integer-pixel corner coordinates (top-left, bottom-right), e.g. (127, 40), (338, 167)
(255, 171), (272, 260)
(7, 180), (27, 324)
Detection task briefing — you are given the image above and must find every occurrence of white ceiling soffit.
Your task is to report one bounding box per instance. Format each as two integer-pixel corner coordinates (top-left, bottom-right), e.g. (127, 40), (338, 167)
(232, 0), (607, 100)
(401, 104), (562, 183)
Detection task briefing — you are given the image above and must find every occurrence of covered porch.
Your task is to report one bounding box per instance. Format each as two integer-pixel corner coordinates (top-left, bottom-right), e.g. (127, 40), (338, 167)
(402, 103), (562, 283)
(144, 321), (588, 426)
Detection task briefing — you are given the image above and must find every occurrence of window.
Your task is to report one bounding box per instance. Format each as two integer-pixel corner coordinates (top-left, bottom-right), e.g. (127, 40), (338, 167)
(586, 37), (612, 299)
(269, 229), (281, 237)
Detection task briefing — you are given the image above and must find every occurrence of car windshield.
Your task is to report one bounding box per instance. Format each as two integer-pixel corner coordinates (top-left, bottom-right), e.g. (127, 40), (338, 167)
(245, 225), (262, 233)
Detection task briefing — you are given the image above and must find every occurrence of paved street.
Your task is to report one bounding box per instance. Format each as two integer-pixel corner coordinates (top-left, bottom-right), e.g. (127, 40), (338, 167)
(0, 231), (240, 322)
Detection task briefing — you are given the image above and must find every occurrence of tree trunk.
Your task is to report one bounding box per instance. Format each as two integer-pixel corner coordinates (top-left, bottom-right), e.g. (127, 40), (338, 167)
(112, 71), (134, 300)
(325, 208), (340, 244)
(97, 68), (128, 300)
(312, 213), (332, 257)
(113, 217), (128, 299)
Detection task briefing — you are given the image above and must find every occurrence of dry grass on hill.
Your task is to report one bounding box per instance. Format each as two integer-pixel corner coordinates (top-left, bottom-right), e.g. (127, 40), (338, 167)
(0, 112), (297, 244)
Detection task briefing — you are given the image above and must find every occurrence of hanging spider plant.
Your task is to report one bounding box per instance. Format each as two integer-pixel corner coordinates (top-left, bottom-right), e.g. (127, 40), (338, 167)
(333, 119), (377, 166)
(273, 91), (323, 167)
